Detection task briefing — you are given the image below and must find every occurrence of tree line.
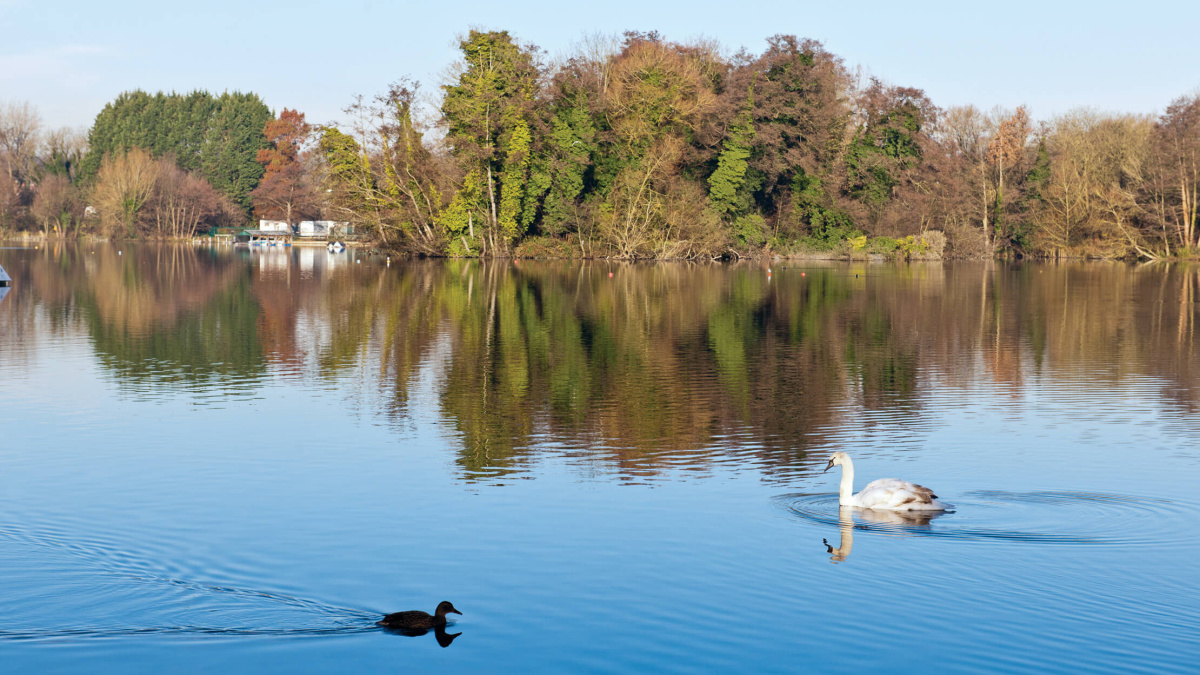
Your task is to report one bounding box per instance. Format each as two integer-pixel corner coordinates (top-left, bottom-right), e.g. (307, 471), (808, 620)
(2, 28), (1198, 259)
(0, 90), (308, 239)
(317, 30), (1200, 260)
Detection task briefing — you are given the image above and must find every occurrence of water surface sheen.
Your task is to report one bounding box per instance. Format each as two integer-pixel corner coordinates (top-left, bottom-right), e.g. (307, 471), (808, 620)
(1, 244), (1198, 673)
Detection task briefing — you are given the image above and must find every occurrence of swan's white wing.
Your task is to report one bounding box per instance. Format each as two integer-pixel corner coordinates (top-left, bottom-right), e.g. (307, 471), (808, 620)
(854, 478), (942, 510)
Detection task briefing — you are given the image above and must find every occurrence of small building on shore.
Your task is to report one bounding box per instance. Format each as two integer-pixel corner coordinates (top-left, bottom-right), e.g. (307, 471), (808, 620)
(298, 220), (350, 238)
(236, 229), (294, 246)
(259, 220), (291, 232)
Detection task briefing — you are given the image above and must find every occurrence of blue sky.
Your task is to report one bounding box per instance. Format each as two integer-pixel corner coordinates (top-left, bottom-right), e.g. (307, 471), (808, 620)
(4, 0), (1198, 131)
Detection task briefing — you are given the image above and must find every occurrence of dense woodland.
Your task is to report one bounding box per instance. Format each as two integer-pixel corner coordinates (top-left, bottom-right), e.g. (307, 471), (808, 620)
(1, 29), (1198, 260)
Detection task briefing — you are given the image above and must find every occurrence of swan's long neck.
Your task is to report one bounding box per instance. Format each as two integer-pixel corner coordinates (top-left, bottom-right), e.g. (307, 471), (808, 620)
(838, 457), (855, 506)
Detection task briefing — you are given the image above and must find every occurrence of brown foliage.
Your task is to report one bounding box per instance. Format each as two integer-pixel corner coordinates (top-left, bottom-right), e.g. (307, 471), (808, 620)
(1028, 110), (1152, 257)
(92, 148), (233, 238)
(252, 109), (319, 224)
(146, 162), (238, 238)
(1145, 95), (1200, 252)
(31, 174), (84, 237)
(604, 36), (717, 148)
(251, 156), (320, 224)
(256, 109), (311, 176)
(91, 148), (160, 237)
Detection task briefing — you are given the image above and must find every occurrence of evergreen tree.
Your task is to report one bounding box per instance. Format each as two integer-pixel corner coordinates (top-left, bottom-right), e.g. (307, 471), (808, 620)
(81, 90), (269, 212)
(201, 92), (271, 211)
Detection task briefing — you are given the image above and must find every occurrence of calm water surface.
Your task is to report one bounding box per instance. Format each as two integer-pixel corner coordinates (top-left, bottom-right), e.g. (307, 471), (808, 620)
(1, 243), (1198, 673)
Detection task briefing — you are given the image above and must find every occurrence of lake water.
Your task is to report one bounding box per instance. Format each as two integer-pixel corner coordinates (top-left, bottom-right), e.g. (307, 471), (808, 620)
(1, 243), (1197, 673)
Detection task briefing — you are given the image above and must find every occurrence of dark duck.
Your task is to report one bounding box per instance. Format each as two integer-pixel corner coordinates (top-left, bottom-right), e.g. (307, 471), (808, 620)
(378, 601), (461, 630)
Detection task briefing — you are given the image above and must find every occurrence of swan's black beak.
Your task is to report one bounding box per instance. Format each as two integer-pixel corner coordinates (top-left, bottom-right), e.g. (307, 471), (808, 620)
(823, 460), (834, 473)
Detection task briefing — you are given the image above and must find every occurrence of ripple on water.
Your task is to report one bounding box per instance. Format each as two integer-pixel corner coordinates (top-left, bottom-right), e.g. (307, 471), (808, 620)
(0, 522), (381, 642)
(777, 490), (1198, 548)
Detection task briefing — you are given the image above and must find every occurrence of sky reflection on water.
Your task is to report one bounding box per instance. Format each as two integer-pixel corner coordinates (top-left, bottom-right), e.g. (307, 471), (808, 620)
(0, 244), (1198, 673)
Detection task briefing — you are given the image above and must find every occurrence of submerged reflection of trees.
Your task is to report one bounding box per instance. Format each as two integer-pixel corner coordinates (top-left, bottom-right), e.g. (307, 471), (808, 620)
(4, 245), (1198, 481)
(6, 244), (265, 389)
(344, 260), (1200, 483)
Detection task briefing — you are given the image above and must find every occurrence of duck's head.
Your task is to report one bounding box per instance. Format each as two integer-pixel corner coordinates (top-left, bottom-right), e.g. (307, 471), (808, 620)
(824, 451), (850, 472)
(435, 601), (462, 618)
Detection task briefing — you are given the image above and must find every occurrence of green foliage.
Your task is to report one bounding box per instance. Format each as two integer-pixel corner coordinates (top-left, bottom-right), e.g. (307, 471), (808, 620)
(731, 214), (768, 248)
(441, 30), (543, 254)
(845, 89), (925, 210)
(442, 31), (539, 145)
(440, 170), (486, 256)
(1025, 141), (1051, 197)
(790, 169), (856, 242)
(707, 99), (755, 218)
(319, 128), (368, 187)
(499, 118), (533, 241)
(82, 89), (269, 210)
(539, 90), (597, 235)
(201, 92), (271, 210)
(897, 235), (931, 257)
(866, 236), (900, 254)
(513, 235), (580, 258)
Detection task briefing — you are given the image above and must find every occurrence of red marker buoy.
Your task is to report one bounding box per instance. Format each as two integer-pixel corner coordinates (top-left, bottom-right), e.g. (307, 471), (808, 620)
(608, 272), (613, 278)
(801, 272), (806, 277)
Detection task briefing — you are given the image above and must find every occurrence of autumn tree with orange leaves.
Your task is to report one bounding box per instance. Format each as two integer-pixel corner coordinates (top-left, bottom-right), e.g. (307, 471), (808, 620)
(985, 106), (1030, 247)
(250, 109), (319, 225)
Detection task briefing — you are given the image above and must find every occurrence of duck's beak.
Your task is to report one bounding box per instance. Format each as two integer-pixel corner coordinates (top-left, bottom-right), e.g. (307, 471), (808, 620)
(451, 608), (462, 615)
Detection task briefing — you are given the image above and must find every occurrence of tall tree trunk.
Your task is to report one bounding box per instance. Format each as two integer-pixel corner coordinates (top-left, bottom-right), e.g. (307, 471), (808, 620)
(486, 165), (499, 256)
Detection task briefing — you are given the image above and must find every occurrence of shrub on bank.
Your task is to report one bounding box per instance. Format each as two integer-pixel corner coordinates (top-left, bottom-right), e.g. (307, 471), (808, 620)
(514, 236), (581, 259)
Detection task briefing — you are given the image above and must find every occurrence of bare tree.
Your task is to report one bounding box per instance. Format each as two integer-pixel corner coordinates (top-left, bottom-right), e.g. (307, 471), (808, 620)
(42, 126), (89, 181)
(31, 174), (83, 237)
(1147, 95), (1200, 252)
(0, 101), (42, 182)
(90, 148), (160, 237)
(1031, 109), (1152, 258)
(146, 161), (235, 238)
(0, 172), (18, 233)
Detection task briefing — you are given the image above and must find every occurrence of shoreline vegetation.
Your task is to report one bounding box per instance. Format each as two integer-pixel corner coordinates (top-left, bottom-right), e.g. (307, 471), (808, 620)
(1, 30), (1198, 262)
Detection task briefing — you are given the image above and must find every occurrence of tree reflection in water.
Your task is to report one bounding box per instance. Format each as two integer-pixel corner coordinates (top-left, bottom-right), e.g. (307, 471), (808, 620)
(3, 244), (1199, 484)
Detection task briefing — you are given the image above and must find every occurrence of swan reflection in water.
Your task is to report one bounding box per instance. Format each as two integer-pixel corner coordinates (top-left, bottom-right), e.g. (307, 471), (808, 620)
(380, 623), (462, 647)
(822, 506), (948, 563)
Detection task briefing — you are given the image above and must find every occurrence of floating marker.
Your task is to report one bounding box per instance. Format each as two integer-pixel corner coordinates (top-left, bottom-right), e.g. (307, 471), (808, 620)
(608, 272), (613, 278)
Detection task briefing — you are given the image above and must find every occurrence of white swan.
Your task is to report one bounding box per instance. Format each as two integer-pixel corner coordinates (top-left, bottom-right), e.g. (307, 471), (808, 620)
(824, 451), (951, 511)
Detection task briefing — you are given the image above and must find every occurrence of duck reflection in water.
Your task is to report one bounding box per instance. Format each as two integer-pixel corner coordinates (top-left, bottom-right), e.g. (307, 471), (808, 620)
(380, 624), (462, 647)
(822, 506), (947, 563)
(378, 601), (462, 647)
